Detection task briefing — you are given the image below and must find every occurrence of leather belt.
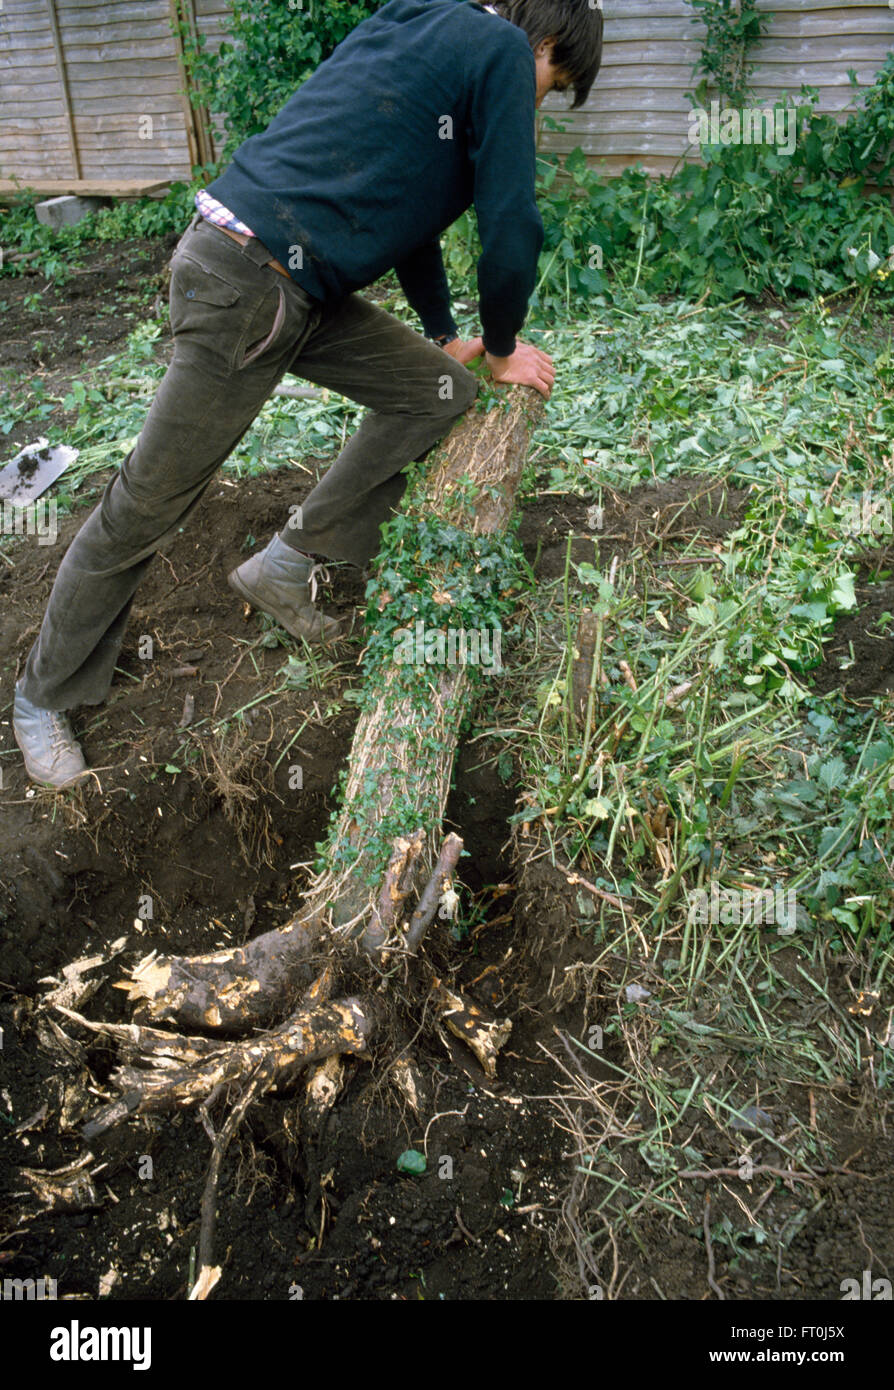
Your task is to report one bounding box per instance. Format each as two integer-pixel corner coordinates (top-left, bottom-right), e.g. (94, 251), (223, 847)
(216, 223), (291, 280)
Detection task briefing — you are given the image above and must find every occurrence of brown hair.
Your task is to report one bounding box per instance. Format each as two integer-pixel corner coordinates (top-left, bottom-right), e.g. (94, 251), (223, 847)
(488, 0), (603, 109)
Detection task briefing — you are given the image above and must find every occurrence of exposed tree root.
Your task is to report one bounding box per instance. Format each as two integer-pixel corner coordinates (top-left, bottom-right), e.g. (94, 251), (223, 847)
(122, 909), (325, 1035)
(58, 992), (375, 1137)
(195, 1075), (264, 1299)
(434, 980), (513, 1080)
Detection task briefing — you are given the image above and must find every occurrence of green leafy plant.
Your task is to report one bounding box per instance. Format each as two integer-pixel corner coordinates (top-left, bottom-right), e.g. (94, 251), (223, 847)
(512, 61), (894, 315)
(688, 0), (771, 109)
(0, 182), (200, 285)
(180, 0), (386, 159)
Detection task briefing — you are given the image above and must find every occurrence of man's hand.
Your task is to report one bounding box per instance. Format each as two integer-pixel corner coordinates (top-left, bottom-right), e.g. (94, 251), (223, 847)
(486, 340), (555, 398)
(442, 335), (484, 365)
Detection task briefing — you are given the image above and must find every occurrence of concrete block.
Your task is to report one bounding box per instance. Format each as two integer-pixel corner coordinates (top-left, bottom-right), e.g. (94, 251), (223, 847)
(35, 195), (111, 231)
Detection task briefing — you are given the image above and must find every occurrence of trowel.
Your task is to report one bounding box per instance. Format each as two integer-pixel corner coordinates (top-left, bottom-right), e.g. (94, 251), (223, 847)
(0, 437), (78, 505)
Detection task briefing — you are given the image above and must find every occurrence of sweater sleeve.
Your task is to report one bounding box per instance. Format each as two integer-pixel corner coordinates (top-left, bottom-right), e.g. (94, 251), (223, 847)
(394, 238), (459, 340)
(464, 31), (544, 357)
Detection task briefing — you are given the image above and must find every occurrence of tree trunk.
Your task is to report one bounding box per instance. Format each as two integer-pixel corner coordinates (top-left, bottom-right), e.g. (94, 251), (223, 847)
(125, 384), (545, 1036)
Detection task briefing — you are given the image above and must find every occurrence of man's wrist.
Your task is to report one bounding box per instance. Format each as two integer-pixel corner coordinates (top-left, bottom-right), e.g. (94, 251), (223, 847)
(484, 338), (516, 359)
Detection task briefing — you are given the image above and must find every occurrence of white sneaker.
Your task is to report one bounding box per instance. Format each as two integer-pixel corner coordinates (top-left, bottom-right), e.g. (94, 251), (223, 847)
(13, 684), (89, 788)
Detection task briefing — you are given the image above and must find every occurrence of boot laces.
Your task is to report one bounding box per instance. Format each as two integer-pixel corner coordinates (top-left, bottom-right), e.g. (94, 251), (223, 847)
(307, 562), (331, 604)
(47, 712), (74, 754)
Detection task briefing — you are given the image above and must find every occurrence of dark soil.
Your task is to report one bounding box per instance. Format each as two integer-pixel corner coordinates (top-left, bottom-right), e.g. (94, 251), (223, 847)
(0, 234), (179, 378)
(811, 555), (894, 698)
(0, 236), (891, 1303)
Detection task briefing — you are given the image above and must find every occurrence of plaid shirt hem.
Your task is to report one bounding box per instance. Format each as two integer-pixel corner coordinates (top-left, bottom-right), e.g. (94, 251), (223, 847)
(194, 189), (256, 238)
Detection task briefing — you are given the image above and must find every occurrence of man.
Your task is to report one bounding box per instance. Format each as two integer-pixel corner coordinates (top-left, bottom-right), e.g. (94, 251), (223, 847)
(13, 0), (603, 787)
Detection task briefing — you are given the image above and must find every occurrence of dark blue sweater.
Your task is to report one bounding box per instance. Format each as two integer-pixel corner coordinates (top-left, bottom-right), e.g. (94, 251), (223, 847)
(206, 0), (544, 357)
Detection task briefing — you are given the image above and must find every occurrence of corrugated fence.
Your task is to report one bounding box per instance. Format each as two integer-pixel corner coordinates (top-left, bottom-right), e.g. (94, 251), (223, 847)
(0, 0), (892, 189)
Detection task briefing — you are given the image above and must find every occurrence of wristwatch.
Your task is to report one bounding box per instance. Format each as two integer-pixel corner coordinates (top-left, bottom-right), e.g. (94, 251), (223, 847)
(431, 332), (459, 348)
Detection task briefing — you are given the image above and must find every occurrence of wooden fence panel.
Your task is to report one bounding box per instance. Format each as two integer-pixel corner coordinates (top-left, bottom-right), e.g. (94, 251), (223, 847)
(0, 0), (73, 178)
(0, 0), (195, 186)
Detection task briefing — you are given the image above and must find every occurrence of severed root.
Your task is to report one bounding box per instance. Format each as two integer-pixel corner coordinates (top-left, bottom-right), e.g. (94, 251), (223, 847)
(188, 1265), (222, 1301)
(60, 996), (375, 1139)
(404, 833), (463, 952)
(57, 971), (368, 1301)
(361, 829), (426, 956)
(121, 909), (324, 1036)
(362, 829), (464, 957)
(304, 1054), (345, 1121)
(21, 1152), (102, 1214)
(389, 1055), (428, 1115)
(434, 980), (512, 1079)
(194, 1072), (265, 1297)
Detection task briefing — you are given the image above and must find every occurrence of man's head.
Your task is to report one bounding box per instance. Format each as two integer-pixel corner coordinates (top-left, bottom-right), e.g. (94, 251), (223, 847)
(488, 0), (603, 110)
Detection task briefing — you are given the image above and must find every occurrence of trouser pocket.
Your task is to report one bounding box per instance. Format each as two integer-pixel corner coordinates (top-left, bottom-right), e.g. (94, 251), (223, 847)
(239, 281), (286, 368)
(169, 247), (290, 372)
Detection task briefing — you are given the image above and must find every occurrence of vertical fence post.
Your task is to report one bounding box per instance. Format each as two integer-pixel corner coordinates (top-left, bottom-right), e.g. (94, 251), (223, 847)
(169, 0), (216, 173)
(45, 0), (82, 180)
